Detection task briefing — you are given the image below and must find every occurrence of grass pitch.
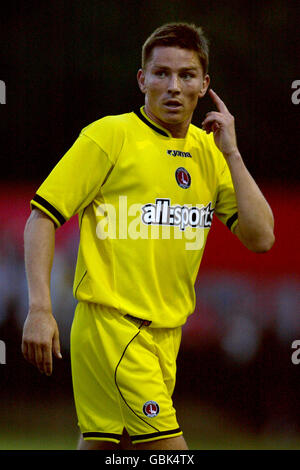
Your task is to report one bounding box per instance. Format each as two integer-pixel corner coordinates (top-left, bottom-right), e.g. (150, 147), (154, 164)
(0, 396), (299, 450)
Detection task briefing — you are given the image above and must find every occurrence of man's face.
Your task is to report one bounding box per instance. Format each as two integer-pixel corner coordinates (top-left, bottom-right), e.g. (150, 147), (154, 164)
(137, 46), (210, 136)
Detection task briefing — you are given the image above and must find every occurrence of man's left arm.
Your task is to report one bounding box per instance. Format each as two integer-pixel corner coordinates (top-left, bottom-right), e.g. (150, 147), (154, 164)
(202, 89), (275, 253)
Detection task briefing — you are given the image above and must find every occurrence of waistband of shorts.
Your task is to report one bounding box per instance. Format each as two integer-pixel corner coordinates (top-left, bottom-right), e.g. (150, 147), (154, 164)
(76, 302), (152, 327)
(124, 314), (152, 328)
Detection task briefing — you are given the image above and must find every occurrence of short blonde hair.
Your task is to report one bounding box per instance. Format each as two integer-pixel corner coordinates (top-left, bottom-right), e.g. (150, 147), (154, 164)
(142, 22), (209, 74)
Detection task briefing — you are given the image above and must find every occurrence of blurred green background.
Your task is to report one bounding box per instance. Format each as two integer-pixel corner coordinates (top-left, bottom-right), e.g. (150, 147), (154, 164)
(0, 0), (299, 450)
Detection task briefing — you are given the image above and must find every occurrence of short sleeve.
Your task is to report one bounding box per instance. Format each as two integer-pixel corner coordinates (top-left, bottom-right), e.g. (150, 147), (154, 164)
(214, 160), (238, 232)
(30, 133), (114, 227)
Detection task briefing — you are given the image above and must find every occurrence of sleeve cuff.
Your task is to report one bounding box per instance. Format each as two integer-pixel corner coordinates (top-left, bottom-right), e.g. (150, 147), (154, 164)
(30, 194), (66, 228)
(226, 212), (238, 232)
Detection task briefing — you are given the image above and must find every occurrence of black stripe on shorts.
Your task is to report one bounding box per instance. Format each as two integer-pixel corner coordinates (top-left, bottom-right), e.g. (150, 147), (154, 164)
(114, 331), (160, 433)
(131, 427), (182, 443)
(82, 432), (122, 441)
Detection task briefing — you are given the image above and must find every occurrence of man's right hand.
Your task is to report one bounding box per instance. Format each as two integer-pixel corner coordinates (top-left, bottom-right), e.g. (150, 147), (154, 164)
(21, 310), (62, 376)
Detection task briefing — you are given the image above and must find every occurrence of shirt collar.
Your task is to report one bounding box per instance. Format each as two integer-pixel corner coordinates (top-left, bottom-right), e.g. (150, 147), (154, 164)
(134, 106), (173, 138)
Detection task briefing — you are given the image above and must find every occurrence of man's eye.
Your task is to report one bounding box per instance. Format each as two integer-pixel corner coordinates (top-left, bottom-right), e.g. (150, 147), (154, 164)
(155, 71), (166, 77)
(181, 73), (193, 79)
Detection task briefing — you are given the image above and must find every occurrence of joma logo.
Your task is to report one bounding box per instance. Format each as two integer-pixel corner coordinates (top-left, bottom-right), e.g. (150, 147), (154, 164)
(167, 150), (192, 158)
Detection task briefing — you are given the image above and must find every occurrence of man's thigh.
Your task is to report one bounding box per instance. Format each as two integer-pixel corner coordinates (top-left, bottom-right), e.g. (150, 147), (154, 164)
(77, 434), (119, 450)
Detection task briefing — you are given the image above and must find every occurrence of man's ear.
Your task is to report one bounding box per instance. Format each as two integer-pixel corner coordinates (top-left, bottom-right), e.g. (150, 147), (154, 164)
(137, 69), (146, 94)
(198, 74), (210, 98)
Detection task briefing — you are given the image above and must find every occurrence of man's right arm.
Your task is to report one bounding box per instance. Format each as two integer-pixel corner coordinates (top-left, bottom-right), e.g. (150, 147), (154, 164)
(22, 208), (62, 376)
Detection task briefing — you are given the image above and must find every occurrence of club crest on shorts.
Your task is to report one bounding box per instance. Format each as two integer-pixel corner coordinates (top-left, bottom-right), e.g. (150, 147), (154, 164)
(143, 400), (160, 418)
(175, 167), (191, 189)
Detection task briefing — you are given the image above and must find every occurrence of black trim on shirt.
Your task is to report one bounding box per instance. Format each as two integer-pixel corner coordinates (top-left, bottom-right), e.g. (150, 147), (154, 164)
(32, 194), (66, 226)
(134, 108), (170, 138)
(226, 212), (238, 231)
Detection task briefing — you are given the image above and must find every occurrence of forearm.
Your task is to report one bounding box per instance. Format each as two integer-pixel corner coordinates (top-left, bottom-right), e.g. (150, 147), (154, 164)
(201, 89), (274, 252)
(22, 209), (62, 375)
(226, 151), (275, 252)
(24, 209), (56, 311)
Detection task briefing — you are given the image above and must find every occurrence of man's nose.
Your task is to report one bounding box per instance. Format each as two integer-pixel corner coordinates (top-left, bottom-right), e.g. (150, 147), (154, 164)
(168, 74), (180, 93)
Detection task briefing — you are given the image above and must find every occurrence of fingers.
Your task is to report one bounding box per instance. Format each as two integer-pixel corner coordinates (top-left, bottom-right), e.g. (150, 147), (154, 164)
(34, 344), (44, 374)
(42, 344), (53, 376)
(26, 342), (36, 366)
(21, 340), (28, 359)
(21, 340), (36, 367)
(21, 313), (62, 376)
(21, 339), (54, 375)
(208, 89), (228, 113)
(202, 111), (224, 134)
(52, 329), (62, 360)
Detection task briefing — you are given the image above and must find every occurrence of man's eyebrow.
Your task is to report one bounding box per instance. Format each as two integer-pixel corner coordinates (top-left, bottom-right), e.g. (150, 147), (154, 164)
(152, 65), (199, 71)
(179, 67), (199, 72)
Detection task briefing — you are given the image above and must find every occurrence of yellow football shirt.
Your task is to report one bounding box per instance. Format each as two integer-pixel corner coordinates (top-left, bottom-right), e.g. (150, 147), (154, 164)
(31, 106), (238, 328)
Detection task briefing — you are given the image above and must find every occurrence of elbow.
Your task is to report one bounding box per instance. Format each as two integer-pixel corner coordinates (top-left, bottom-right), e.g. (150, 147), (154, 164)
(247, 232), (275, 253)
(236, 219), (275, 253)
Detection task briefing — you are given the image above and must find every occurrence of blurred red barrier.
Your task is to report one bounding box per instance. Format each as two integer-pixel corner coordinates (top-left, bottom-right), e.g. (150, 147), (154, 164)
(1, 182), (298, 275)
(0, 182), (78, 250)
(201, 184), (298, 275)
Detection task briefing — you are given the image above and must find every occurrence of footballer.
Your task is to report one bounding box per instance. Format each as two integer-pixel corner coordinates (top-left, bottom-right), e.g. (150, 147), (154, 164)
(22, 23), (274, 450)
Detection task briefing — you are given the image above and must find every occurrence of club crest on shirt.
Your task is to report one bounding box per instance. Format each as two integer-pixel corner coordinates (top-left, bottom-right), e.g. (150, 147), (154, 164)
(175, 167), (191, 189)
(143, 400), (160, 418)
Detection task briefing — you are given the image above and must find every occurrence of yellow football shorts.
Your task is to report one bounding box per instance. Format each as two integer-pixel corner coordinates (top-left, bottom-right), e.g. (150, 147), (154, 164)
(70, 301), (183, 444)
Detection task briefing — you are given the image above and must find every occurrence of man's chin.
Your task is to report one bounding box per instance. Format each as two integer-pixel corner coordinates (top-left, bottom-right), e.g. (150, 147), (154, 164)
(160, 110), (185, 124)
(145, 105), (186, 127)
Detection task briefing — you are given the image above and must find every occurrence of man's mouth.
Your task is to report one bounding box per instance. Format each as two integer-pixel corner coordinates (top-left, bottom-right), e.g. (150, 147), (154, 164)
(163, 100), (183, 110)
